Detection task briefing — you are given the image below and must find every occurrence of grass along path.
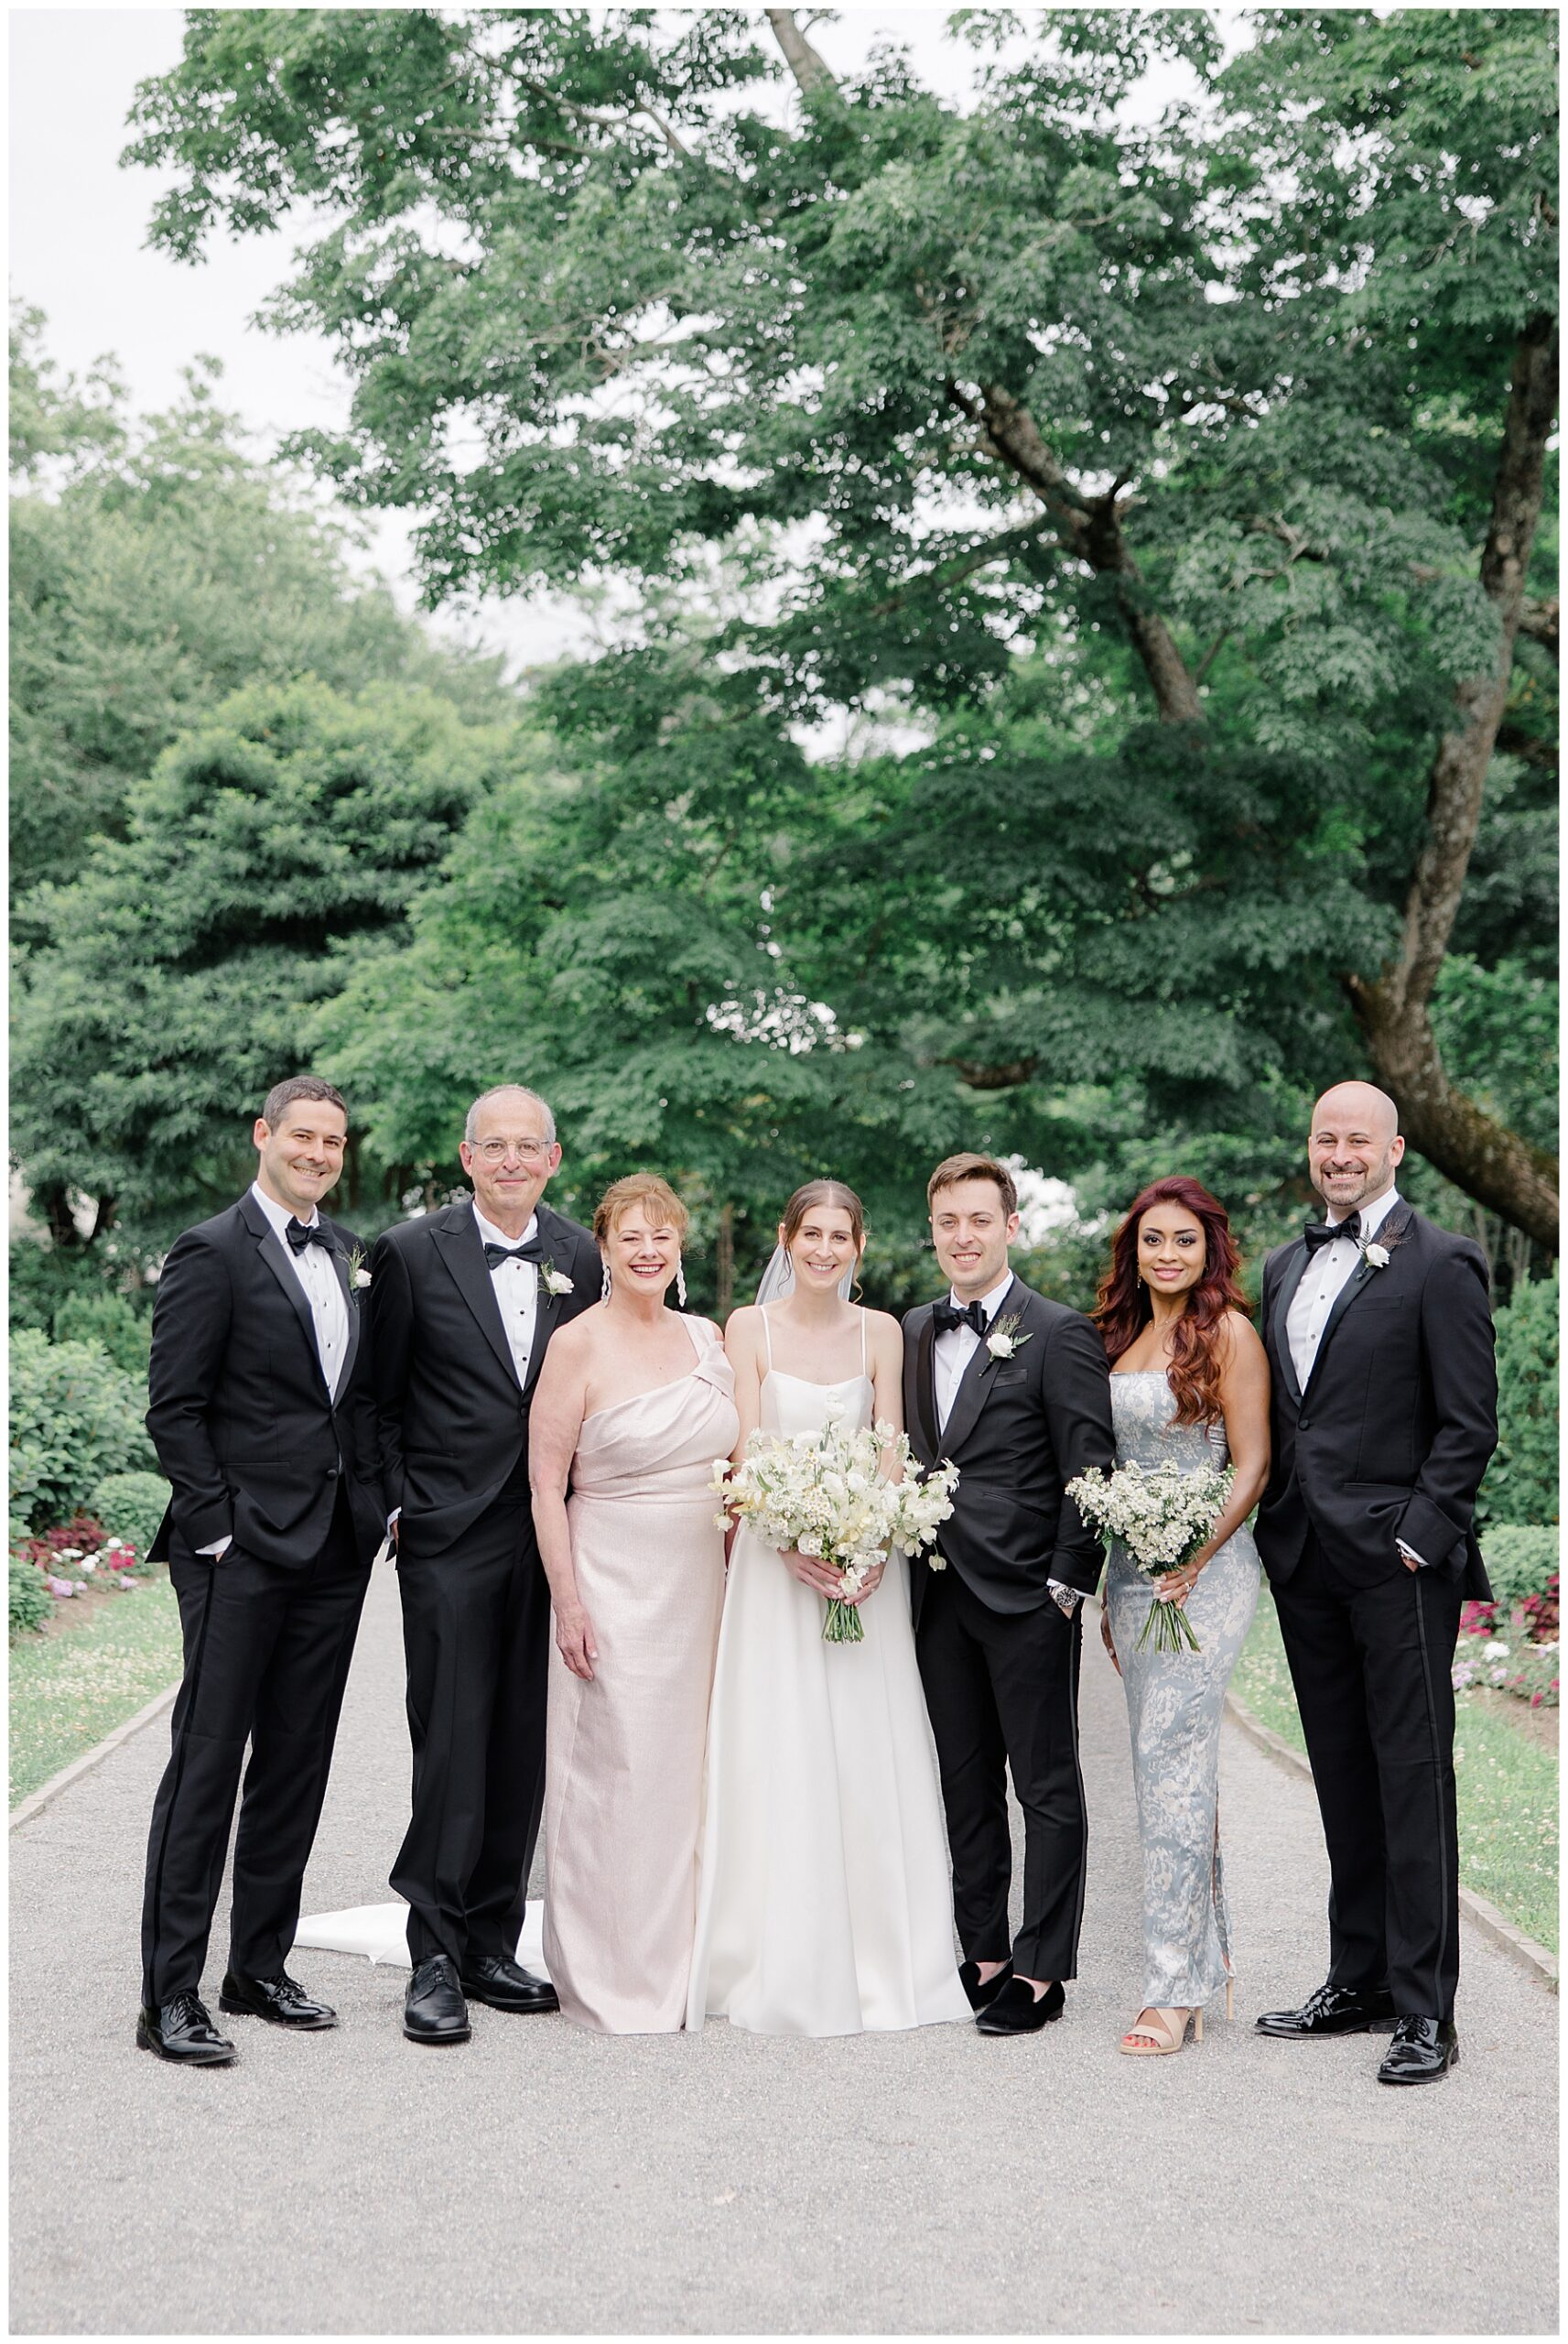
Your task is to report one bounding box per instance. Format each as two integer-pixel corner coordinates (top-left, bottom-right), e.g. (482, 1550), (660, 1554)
(1231, 1583), (1560, 1954)
(9, 1569), (182, 1807)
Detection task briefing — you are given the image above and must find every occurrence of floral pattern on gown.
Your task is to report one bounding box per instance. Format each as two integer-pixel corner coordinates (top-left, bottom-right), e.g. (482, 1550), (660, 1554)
(542, 1317), (739, 2034)
(687, 1318), (969, 2036)
(1103, 1370), (1259, 2010)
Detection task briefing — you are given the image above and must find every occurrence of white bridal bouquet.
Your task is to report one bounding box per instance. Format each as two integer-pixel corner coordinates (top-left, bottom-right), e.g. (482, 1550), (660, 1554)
(713, 1419), (960, 1644)
(1065, 1458), (1235, 1654)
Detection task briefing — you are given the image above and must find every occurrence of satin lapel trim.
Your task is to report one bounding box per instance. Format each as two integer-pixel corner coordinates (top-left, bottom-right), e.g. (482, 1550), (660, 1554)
(522, 1284), (559, 1401)
(914, 1309), (939, 1460)
(1270, 1242), (1310, 1408)
(237, 1193), (330, 1400)
(938, 1275), (1020, 1460)
(1303, 1203), (1414, 1397)
(433, 1207), (521, 1390)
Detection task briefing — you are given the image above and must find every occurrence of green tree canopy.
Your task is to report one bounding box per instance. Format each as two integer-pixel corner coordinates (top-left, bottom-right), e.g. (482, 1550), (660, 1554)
(11, 678), (518, 1256)
(9, 305), (511, 902)
(124, 8), (1559, 1247)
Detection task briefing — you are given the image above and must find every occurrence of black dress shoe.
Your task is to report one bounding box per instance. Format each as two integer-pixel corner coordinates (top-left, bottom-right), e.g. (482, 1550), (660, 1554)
(975, 1977), (1065, 2035)
(220, 1970), (338, 2029)
(1378, 2016), (1459, 2085)
(404, 1955), (470, 2045)
(958, 1958), (1014, 2013)
(136, 1992), (237, 2066)
(1254, 1981), (1397, 2038)
(459, 1953), (559, 2013)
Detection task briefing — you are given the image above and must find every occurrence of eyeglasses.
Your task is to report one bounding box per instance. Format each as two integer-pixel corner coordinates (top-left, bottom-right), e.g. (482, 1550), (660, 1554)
(470, 1138), (555, 1164)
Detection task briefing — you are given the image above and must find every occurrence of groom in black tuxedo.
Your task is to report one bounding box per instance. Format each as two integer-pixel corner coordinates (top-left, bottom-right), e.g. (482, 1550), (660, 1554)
(904, 1153), (1115, 2035)
(138, 1077), (386, 2065)
(370, 1085), (599, 2044)
(1254, 1081), (1497, 2084)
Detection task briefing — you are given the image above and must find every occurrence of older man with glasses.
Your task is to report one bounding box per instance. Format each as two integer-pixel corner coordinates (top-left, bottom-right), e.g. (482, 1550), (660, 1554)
(370, 1086), (600, 2045)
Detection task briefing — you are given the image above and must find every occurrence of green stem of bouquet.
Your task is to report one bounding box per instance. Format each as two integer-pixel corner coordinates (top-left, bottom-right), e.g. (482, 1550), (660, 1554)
(1136, 1595), (1202, 1654)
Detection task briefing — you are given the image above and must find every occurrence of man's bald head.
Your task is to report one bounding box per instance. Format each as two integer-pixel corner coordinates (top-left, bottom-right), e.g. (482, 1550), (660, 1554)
(1307, 1081), (1404, 1218)
(1311, 1081), (1400, 1143)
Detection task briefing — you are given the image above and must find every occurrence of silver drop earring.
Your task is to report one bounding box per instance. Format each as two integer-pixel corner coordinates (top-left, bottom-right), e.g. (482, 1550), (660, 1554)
(600, 1256), (612, 1301)
(676, 1257), (687, 1308)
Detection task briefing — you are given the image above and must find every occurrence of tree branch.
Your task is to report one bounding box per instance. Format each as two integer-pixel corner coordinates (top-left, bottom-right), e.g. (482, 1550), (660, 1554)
(764, 8), (838, 97)
(1349, 313), (1560, 1250)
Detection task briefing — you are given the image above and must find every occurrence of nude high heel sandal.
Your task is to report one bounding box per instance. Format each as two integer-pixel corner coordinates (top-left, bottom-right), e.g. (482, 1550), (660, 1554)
(1119, 2006), (1200, 2056)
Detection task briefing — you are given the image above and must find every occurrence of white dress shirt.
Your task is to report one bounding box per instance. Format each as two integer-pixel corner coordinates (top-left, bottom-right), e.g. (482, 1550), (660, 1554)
(200, 1182), (351, 1558)
(1286, 1184), (1401, 1394)
(933, 1270), (1080, 1613)
(1285, 1185), (1425, 1566)
(933, 1271), (1016, 1432)
(473, 1204), (540, 1390)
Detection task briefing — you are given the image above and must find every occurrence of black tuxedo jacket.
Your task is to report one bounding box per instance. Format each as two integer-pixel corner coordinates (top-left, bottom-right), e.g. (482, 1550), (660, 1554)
(146, 1191), (385, 1569)
(1257, 1201), (1497, 1598)
(903, 1274), (1115, 1618)
(368, 1198), (600, 1559)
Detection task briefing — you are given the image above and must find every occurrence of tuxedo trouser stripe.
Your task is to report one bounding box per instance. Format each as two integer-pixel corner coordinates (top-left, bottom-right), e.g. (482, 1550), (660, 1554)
(145, 1558), (218, 2001)
(1065, 1604), (1089, 1971)
(1411, 1571), (1452, 2010)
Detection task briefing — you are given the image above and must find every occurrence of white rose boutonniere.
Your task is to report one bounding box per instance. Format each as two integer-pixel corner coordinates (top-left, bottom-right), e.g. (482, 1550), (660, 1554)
(1363, 1243), (1390, 1271)
(346, 1244), (373, 1295)
(985, 1310), (1035, 1362)
(541, 1260), (575, 1297)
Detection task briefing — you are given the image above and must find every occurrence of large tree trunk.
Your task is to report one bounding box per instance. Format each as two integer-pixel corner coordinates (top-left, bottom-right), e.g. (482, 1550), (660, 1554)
(1349, 316), (1560, 1253)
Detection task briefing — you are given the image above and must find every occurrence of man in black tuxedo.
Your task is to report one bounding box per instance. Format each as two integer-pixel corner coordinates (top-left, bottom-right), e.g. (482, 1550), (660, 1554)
(1254, 1081), (1498, 2084)
(904, 1153), (1115, 2036)
(371, 1085), (599, 2045)
(138, 1077), (385, 2066)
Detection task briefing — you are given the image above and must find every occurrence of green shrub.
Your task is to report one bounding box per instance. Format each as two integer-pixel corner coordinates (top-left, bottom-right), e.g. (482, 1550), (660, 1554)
(1478, 1525), (1560, 1607)
(90, 1470), (171, 1553)
(8, 1330), (156, 1535)
(8, 1551), (51, 1637)
(52, 1290), (152, 1377)
(1479, 1272), (1559, 1525)
(7, 1240), (136, 1337)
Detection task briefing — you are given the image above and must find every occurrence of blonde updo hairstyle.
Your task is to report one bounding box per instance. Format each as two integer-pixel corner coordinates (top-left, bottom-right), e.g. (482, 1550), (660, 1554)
(593, 1174), (690, 1251)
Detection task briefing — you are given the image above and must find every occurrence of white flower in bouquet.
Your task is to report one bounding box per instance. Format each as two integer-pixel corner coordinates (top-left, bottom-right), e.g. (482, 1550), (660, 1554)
(712, 1416), (959, 1644)
(1065, 1458), (1235, 1654)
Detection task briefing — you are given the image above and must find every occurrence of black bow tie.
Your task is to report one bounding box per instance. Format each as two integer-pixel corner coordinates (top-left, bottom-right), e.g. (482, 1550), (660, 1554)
(483, 1238), (546, 1271)
(285, 1221), (334, 1253)
(1303, 1212), (1362, 1253)
(934, 1297), (988, 1338)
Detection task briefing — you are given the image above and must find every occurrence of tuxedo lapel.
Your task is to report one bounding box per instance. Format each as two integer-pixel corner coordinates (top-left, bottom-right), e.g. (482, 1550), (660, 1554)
(1270, 1241), (1310, 1408)
(432, 1205), (520, 1390)
(913, 1308), (939, 1460)
(236, 1192), (330, 1399)
(1303, 1202), (1415, 1396)
(938, 1275), (1020, 1460)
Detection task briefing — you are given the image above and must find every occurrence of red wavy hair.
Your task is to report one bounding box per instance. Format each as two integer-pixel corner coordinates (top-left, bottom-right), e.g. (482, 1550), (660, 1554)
(1093, 1176), (1248, 1427)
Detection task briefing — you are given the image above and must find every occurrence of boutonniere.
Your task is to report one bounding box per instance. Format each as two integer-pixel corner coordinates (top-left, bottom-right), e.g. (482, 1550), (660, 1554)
(345, 1244), (373, 1296)
(1362, 1242), (1390, 1271)
(985, 1311), (1034, 1362)
(540, 1258), (574, 1297)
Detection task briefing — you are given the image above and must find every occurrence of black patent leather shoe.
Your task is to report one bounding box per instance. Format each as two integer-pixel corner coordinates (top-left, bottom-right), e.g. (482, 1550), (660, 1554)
(460, 1952), (559, 2013)
(959, 1957), (1014, 2013)
(1378, 2016), (1459, 2085)
(220, 1970), (338, 2028)
(136, 1992), (237, 2066)
(975, 1976), (1065, 2035)
(1254, 1981), (1397, 2038)
(404, 1954), (470, 2045)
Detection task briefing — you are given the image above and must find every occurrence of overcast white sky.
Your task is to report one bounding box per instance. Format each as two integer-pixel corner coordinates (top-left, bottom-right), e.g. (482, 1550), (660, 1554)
(9, 6), (1228, 676)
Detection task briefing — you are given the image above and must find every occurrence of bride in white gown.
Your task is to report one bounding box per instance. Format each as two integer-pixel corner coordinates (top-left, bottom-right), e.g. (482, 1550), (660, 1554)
(687, 1181), (968, 2035)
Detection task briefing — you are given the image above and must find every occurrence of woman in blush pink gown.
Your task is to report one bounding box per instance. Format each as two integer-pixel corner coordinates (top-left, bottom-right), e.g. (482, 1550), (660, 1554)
(527, 1173), (738, 2033)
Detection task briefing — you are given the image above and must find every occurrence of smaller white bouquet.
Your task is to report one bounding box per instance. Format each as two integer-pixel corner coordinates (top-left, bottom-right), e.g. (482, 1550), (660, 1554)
(714, 1419), (960, 1644)
(1065, 1459), (1235, 1654)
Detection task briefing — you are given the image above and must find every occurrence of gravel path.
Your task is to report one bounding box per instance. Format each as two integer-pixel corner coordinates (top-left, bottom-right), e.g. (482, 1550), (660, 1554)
(10, 1565), (1558, 2334)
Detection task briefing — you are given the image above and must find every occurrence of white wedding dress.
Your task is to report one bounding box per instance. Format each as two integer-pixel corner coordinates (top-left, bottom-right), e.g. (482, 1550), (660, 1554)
(685, 1313), (969, 2035)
